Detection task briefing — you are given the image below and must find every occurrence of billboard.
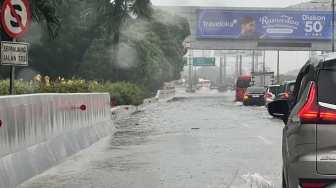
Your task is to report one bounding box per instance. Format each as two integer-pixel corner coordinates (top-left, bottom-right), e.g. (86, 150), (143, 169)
(197, 9), (335, 40)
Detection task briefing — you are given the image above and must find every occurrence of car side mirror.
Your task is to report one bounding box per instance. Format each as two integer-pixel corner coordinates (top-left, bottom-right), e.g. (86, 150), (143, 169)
(267, 99), (289, 118)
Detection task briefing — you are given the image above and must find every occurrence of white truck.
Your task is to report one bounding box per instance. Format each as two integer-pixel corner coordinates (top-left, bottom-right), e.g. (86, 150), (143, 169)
(251, 71), (275, 87)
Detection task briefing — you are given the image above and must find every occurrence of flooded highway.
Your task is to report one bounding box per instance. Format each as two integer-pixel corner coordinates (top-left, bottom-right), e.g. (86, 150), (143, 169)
(19, 89), (284, 188)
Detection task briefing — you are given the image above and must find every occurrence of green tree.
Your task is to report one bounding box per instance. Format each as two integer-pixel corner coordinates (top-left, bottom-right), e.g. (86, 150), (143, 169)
(149, 10), (190, 80)
(83, 0), (153, 81)
(21, 0), (93, 79)
(77, 8), (190, 92)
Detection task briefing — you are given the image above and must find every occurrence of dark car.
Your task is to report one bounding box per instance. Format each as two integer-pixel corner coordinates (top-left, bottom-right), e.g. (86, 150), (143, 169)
(210, 83), (219, 90)
(218, 84), (228, 92)
(273, 80), (295, 108)
(268, 53), (336, 188)
(242, 87), (265, 106)
(192, 84), (202, 90)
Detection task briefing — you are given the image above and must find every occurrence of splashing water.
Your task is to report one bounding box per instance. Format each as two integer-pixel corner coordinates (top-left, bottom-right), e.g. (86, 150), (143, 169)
(234, 101), (243, 106)
(242, 173), (274, 188)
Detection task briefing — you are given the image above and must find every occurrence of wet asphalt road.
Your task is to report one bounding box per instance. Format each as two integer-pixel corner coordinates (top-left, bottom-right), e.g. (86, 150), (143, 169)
(18, 88), (284, 188)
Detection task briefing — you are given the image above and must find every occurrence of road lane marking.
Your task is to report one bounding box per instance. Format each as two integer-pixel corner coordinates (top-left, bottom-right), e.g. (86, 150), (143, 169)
(257, 136), (273, 145)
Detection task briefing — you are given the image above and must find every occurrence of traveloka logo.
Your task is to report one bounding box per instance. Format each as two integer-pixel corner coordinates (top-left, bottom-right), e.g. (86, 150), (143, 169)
(202, 19), (238, 27)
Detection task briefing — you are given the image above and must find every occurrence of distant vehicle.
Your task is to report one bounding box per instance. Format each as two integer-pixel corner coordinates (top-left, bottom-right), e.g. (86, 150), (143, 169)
(210, 83), (219, 90)
(264, 85), (280, 106)
(267, 52), (336, 188)
(251, 71), (275, 87)
(218, 84), (228, 92)
(192, 84), (202, 90)
(273, 80), (296, 108)
(235, 76), (252, 101)
(243, 87), (266, 106)
(202, 80), (210, 87)
(164, 81), (175, 90)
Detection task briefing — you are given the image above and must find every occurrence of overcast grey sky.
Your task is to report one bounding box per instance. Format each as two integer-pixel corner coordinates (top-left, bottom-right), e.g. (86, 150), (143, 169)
(152, 0), (321, 74)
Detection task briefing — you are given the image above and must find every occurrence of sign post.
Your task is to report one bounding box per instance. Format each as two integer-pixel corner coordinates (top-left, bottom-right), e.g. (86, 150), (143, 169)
(1, 0), (30, 94)
(10, 39), (15, 95)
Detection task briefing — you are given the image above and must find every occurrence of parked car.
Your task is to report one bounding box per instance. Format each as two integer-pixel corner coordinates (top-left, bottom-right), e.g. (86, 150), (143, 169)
(264, 85), (280, 106)
(242, 87), (265, 106)
(268, 53), (336, 188)
(273, 80), (296, 108)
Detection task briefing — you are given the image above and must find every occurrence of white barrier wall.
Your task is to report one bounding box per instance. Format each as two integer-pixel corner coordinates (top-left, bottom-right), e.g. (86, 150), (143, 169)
(0, 93), (116, 188)
(111, 98), (157, 121)
(111, 90), (176, 121)
(155, 89), (176, 100)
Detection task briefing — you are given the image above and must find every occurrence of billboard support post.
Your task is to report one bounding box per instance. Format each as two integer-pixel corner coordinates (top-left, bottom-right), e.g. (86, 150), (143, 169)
(332, 0), (335, 52)
(235, 55), (239, 77)
(224, 55), (227, 83)
(277, 51), (280, 84)
(263, 50), (266, 72)
(239, 54), (242, 76)
(220, 57), (223, 83)
(252, 50), (255, 72)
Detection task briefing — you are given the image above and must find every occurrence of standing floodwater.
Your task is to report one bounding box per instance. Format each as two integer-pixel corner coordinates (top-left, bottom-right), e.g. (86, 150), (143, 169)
(19, 90), (283, 188)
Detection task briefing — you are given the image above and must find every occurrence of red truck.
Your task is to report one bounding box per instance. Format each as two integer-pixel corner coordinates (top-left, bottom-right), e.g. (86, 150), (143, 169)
(235, 76), (252, 101)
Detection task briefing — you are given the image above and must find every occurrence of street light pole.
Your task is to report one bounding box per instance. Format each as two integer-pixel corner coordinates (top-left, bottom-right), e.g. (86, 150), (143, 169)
(184, 42), (192, 91)
(188, 53), (192, 91)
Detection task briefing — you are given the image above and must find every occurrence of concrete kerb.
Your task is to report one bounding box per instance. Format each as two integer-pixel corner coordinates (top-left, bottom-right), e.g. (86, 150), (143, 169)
(110, 89), (176, 121)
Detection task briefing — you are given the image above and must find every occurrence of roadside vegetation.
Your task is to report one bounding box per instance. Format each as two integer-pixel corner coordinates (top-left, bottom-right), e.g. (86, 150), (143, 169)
(0, 75), (149, 106)
(0, 0), (190, 105)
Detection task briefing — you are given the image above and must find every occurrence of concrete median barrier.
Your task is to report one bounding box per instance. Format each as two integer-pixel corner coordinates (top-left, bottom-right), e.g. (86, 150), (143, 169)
(111, 89), (175, 121)
(0, 93), (115, 188)
(155, 89), (176, 100)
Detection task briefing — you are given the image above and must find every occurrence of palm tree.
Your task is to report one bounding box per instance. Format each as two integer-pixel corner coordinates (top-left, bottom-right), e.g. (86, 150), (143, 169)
(82, 0), (153, 81)
(0, 0), (62, 41)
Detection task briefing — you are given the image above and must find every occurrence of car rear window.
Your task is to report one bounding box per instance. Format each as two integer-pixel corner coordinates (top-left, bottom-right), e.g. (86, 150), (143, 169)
(318, 69), (336, 104)
(246, 87), (265, 93)
(236, 80), (250, 88)
(268, 86), (279, 95)
(277, 84), (286, 94)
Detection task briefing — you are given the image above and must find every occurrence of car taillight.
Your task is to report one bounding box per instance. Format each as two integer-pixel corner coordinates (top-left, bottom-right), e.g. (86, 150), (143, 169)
(298, 82), (336, 123)
(243, 94), (248, 99)
(264, 93), (272, 98)
(301, 182), (328, 188)
(284, 93), (290, 98)
(298, 83), (318, 119)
